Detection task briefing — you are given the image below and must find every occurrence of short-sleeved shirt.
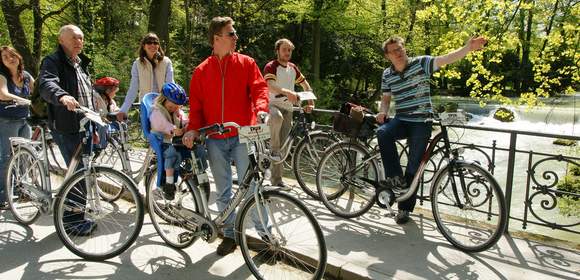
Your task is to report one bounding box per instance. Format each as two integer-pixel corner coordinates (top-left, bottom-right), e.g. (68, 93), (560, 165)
(263, 60), (305, 110)
(381, 56), (438, 122)
(0, 71), (33, 119)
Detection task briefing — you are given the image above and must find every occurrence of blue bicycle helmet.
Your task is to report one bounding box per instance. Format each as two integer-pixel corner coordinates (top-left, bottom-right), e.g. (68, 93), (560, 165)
(162, 83), (188, 105)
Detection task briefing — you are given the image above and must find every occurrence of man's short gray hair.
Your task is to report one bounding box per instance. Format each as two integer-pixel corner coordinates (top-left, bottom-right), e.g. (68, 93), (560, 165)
(58, 24), (83, 38)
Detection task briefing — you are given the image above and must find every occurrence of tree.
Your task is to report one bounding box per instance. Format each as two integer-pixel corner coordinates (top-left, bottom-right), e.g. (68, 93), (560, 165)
(148, 0), (171, 52)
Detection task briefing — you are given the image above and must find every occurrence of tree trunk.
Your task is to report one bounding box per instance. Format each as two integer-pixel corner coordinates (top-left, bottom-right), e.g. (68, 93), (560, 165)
(406, 0), (419, 44)
(184, 0), (193, 92)
(103, 0), (113, 46)
(1, 0), (35, 75)
(148, 0), (172, 54)
(540, 0), (559, 55)
(311, 0), (323, 82)
(520, 3), (534, 92)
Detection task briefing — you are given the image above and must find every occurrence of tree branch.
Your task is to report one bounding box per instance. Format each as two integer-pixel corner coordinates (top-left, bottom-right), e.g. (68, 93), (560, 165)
(41, 0), (75, 22)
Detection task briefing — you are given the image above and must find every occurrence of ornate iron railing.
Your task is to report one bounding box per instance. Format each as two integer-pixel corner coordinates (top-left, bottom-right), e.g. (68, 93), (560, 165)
(311, 108), (580, 235)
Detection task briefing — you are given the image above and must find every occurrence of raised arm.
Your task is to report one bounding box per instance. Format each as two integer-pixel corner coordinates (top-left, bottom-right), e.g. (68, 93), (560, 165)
(434, 36), (487, 69)
(119, 61), (140, 113)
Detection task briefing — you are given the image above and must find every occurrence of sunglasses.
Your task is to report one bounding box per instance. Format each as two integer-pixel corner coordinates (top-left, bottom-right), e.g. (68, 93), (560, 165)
(220, 31), (238, 38)
(145, 41), (159, 45)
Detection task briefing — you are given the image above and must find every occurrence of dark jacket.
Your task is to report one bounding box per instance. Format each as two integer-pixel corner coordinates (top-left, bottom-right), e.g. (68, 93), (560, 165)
(39, 45), (91, 133)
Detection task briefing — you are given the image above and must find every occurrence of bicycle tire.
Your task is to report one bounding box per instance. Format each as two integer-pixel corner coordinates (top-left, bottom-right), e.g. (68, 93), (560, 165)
(292, 131), (338, 200)
(93, 138), (126, 202)
(53, 166), (144, 261)
(146, 175), (203, 249)
(430, 161), (507, 252)
(236, 190), (327, 280)
(5, 146), (44, 225)
(316, 141), (378, 218)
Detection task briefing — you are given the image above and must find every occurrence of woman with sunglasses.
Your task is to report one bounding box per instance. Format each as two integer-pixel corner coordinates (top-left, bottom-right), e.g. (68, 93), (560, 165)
(0, 46), (34, 210)
(117, 33), (174, 121)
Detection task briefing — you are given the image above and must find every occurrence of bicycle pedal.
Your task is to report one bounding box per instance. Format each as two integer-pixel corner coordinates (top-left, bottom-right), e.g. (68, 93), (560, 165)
(178, 231), (193, 243)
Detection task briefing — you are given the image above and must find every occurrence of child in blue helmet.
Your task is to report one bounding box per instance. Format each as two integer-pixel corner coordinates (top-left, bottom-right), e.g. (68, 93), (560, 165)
(150, 82), (188, 200)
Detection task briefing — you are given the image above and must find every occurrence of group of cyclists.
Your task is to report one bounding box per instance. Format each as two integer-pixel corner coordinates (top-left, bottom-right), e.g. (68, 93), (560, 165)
(1, 14), (488, 257)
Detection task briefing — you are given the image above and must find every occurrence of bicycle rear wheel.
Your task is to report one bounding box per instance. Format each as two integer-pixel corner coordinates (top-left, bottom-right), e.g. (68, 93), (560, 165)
(5, 146), (44, 225)
(237, 190), (327, 280)
(292, 131), (338, 200)
(316, 142), (378, 218)
(53, 166), (144, 261)
(146, 175), (203, 249)
(430, 161), (507, 252)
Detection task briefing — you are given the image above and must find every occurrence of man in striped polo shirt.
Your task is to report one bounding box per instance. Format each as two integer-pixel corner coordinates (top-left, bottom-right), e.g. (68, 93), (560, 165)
(263, 38), (313, 191)
(376, 35), (487, 224)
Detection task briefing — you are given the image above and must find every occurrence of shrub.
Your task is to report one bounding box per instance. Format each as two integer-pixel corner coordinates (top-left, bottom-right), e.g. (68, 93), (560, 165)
(493, 107), (515, 122)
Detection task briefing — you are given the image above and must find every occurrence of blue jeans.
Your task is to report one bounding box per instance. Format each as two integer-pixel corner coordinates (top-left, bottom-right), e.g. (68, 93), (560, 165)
(206, 136), (267, 239)
(0, 118), (31, 204)
(377, 118), (432, 211)
(163, 144), (182, 172)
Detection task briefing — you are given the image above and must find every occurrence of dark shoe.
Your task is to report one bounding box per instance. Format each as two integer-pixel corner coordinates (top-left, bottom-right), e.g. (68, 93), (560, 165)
(162, 183), (176, 200)
(381, 176), (409, 196)
(0, 202), (9, 211)
(395, 210), (411, 224)
(216, 237), (237, 256)
(274, 182), (293, 192)
(66, 219), (98, 236)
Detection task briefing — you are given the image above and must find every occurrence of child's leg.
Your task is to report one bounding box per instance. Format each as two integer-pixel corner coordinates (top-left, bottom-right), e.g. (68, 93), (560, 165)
(164, 146), (178, 184)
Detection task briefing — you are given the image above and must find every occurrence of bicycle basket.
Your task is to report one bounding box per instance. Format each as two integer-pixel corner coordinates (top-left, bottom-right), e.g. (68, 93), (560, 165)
(332, 112), (362, 137)
(332, 102), (376, 138)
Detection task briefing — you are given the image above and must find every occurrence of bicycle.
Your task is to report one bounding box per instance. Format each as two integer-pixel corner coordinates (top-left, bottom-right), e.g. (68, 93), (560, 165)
(92, 116), (157, 201)
(268, 91), (340, 199)
(146, 122), (327, 279)
(5, 106), (144, 260)
(316, 111), (507, 252)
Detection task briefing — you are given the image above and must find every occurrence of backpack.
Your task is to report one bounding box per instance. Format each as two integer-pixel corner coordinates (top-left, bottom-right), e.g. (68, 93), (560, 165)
(30, 77), (48, 119)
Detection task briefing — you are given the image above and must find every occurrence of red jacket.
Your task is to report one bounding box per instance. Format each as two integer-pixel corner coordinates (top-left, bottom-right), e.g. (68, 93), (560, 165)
(187, 52), (269, 139)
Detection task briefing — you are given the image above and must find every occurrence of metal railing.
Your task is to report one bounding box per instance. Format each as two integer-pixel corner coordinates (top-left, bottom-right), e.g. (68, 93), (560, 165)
(309, 108), (580, 235)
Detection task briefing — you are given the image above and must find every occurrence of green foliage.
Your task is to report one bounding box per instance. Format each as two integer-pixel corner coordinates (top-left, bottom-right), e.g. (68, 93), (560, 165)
(557, 163), (580, 217)
(0, 0), (577, 109)
(493, 107), (515, 122)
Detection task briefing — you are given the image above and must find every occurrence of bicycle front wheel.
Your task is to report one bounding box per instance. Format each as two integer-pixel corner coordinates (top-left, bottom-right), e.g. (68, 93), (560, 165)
(316, 142), (378, 218)
(53, 166), (144, 261)
(237, 190), (327, 280)
(430, 161), (507, 252)
(292, 131), (338, 200)
(93, 139), (126, 202)
(5, 146), (44, 225)
(146, 175), (203, 249)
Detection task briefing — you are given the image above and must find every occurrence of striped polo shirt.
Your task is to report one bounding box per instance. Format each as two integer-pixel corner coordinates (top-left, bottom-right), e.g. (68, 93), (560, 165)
(381, 56), (438, 122)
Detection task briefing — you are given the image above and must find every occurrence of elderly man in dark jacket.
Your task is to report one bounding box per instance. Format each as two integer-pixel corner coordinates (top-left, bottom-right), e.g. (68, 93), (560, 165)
(39, 24), (97, 236)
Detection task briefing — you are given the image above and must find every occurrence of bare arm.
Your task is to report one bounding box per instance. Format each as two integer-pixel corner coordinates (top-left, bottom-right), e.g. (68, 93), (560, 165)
(376, 94), (391, 124)
(267, 79), (298, 103)
(435, 36), (487, 68)
(0, 75), (31, 104)
(299, 79), (315, 109)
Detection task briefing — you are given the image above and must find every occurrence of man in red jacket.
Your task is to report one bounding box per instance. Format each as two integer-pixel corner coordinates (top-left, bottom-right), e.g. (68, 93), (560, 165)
(183, 16), (269, 256)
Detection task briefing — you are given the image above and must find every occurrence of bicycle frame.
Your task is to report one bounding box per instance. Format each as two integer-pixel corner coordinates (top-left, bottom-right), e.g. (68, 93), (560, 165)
(269, 106), (314, 164)
(101, 120), (156, 183)
(173, 123), (276, 244)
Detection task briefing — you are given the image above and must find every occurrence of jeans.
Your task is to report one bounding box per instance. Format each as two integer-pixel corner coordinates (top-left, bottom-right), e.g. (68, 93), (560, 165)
(377, 117), (432, 211)
(163, 144), (182, 171)
(52, 130), (86, 224)
(206, 136), (267, 239)
(268, 105), (293, 185)
(0, 118), (31, 205)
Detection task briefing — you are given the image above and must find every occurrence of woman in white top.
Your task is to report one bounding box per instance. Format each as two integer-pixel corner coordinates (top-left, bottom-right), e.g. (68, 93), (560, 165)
(117, 33), (174, 121)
